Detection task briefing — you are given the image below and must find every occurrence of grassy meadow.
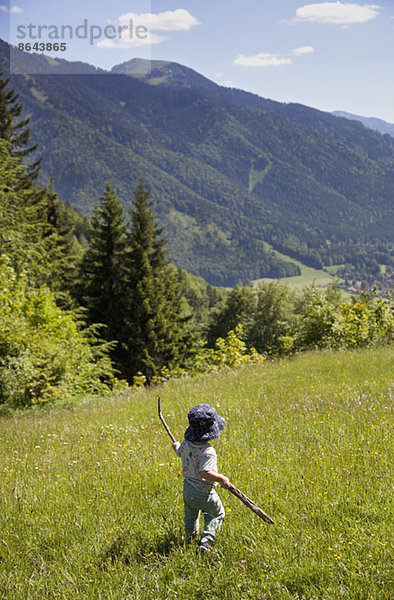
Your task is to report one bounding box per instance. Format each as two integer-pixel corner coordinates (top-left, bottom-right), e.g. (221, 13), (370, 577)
(252, 244), (340, 291)
(0, 347), (392, 599)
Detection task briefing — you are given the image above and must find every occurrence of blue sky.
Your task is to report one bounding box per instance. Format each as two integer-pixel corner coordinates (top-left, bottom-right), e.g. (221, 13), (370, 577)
(1, 1), (394, 121)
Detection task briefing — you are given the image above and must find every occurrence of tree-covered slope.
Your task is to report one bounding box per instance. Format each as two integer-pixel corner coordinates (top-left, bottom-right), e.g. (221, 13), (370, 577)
(1, 41), (393, 285)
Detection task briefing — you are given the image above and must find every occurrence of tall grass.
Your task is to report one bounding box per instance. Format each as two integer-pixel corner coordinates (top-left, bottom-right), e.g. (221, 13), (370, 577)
(1, 346), (392, 599)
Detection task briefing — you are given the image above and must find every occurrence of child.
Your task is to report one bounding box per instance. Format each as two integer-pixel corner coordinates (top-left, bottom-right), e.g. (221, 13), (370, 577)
(172, 403), (231, 552)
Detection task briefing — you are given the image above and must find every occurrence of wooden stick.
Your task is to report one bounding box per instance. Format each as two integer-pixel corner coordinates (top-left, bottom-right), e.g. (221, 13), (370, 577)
(158, 396), (176, 443)
(228, 484), (274, 524)
(157, 396), (274, 524)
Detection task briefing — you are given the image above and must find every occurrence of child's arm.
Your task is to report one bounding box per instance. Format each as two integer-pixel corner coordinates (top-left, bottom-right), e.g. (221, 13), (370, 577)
(199, 470), (231, 489)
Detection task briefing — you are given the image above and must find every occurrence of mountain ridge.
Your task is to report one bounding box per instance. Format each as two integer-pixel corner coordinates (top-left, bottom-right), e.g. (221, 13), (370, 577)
(332, 110), (394, 138)
(1, 41), (393, 285)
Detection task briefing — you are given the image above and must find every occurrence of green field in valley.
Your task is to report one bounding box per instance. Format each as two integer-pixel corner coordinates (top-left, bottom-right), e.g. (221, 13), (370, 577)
(253, 245), (341, 291)
(1, 346), (392, 599)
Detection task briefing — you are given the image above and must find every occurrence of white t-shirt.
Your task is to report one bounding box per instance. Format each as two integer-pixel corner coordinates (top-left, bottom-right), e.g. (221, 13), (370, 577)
(177, 439), (218, 490)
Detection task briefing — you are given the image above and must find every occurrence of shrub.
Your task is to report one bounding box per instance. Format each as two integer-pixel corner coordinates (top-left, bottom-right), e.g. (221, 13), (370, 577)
(0, 258), (113, 408)
(295, 287), (393, 350)
(188, 324), (263, 374)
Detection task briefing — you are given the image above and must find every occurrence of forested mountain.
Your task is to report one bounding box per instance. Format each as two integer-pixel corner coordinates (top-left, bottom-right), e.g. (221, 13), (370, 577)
(111, 58), (219, 93)
(1, 40), (393, 285)
(333, 111), (394, 139)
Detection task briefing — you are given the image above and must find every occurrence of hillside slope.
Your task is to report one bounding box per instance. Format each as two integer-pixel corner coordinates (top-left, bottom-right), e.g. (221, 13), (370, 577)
(1, 42), (393, 284)
(0, 346), (392, 599)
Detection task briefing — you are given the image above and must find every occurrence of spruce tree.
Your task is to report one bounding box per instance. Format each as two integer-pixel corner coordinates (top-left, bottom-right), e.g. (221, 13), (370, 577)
(0, 73), (41, 184)
(0, 72), (45, 276)
(0, 75), (80, 293)
(124, 180), (186, 381)
(78, 183), (127, 362)
(0, 138), (39, 269)
(39, 179), (82, 302)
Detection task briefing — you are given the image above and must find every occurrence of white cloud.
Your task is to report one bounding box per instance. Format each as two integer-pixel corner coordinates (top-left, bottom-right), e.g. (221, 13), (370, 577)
(119, 9), (200, 31)
(98, 9), (200, 49)
(293, 45), (315, 55)
(293, 2), (381, 25)
(1, 4), (23, 13)
(234, 53), (292, 67)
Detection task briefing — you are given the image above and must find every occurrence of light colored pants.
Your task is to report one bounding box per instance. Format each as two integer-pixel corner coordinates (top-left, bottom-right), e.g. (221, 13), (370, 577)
(183, 479), (225, 543)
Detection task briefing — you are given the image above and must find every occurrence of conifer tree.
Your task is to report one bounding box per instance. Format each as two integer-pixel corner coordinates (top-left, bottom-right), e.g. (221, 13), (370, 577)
(0, 72), (46, 276)
(0, 75), (81, 293)
(39, 179), (83, 302)
(0, 73), (41, 184)
(123, 180), (186, 380)
(0, 138), (40, 270)
(78, 183), (127, 362)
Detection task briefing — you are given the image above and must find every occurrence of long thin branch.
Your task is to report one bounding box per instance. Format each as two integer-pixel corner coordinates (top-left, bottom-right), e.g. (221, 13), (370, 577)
(158, 396), (176, 443)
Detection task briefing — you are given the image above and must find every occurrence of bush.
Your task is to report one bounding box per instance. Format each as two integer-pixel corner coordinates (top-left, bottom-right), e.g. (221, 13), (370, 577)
(333, 293), (393, 347)
(295, 287), (393, 350)
(187, 325), (263, 374)
(0, 258), (114, 408)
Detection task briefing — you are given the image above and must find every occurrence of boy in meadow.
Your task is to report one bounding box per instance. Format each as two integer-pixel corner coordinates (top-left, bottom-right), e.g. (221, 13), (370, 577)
(172, 404), (231, 553)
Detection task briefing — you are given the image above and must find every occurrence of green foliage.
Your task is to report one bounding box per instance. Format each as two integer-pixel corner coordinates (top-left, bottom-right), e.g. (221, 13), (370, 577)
(187, 325), (262, 374)
(177, 267), (226, 337)
(206, 282), (393, 361)
(208, 282), (297, 356)
(294, 286), (337, 350)
(130, 325), (262, 384)
(295, 288), (393, 350)
(249, 282), (296, 355)
(207, 285), (256, 345)
(0, 259), (113, 408)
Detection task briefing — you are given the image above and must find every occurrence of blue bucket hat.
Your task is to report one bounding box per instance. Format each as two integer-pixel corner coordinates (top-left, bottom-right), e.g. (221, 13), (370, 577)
(184, 404), (225, 442)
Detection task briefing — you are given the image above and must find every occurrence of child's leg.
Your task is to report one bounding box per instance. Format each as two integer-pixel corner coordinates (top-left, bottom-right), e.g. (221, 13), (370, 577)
(183, 481), (201, 537)
(184, 502), (200, 537)
(202, 490), (225, 544)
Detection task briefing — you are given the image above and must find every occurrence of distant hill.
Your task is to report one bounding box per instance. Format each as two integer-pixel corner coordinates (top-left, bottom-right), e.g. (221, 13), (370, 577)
(333, 111), (394, 138)
(1, 42), (393, 285)
(111, 58), (219, 93)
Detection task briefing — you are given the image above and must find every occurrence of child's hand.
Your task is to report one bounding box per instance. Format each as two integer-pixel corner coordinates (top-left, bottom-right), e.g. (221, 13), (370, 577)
(172, 441), (180, 452)
(220, 476), (231, 489)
